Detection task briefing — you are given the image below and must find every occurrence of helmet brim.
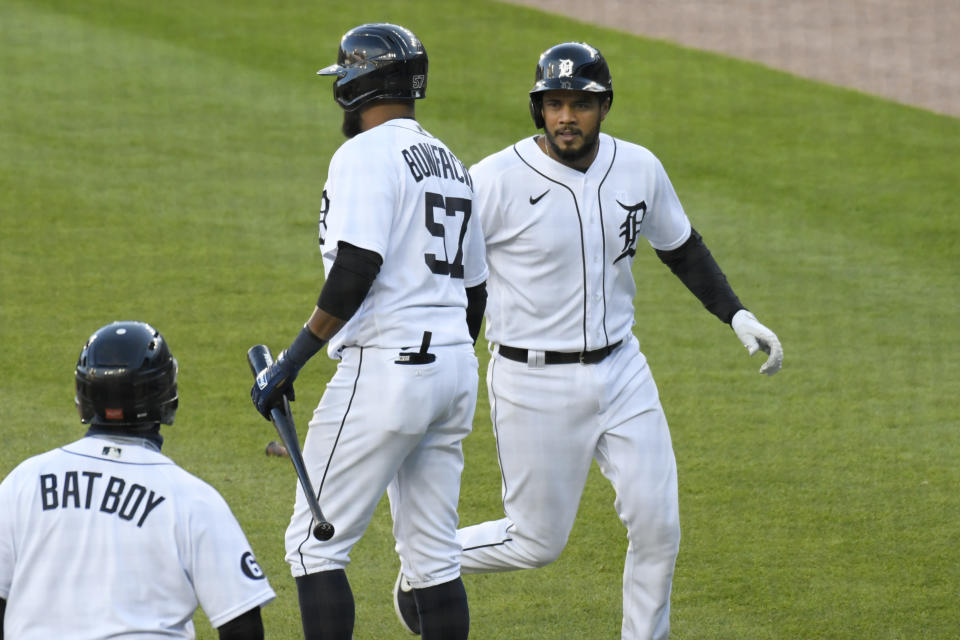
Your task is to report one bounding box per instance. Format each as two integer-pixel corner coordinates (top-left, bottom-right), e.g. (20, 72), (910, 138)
(317, 64), (345, 77)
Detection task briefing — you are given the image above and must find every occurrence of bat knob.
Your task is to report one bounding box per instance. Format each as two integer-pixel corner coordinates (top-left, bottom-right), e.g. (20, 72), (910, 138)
(313, 521), (335, 541)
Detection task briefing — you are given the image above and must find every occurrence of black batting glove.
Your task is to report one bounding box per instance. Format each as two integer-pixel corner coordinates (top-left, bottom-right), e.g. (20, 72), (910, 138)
(250, 327), (327, 420)
(250, 351), (299, 419)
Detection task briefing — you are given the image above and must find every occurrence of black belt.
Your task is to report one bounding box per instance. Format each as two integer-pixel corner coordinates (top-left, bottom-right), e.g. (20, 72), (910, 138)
(498, 340), (622, 365)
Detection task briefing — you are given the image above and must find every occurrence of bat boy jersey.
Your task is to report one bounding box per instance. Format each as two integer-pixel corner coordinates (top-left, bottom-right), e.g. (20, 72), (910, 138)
(317, 118), (487, 355)
(0, 436), (275, 639)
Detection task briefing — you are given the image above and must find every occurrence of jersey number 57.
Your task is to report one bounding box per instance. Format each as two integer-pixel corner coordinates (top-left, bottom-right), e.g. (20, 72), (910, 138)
(424, 192), (471, 279)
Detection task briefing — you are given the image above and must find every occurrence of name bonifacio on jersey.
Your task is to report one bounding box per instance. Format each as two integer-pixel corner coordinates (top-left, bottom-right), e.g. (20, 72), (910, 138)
(400, 141), (473, 189)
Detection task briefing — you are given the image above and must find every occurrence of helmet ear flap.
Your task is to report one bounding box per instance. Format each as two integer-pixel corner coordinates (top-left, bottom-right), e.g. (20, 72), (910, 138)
(529, 95), (545, 129)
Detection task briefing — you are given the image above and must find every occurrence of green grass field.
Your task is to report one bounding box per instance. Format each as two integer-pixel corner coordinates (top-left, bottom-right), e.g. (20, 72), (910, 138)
(2, 0), (958, 638)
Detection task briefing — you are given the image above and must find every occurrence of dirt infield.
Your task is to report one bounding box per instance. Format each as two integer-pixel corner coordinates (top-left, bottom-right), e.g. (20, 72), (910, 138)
(504, 0), (959, 118)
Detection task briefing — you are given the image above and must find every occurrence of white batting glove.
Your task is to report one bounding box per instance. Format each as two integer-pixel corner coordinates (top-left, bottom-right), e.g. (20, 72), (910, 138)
(731, 309), (783, 376)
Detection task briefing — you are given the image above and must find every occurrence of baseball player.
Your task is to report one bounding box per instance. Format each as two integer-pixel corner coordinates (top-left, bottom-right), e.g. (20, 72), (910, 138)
(249, 23), (487, 640)
(0, 321), (276, 640)
(393, 42), (783, 639)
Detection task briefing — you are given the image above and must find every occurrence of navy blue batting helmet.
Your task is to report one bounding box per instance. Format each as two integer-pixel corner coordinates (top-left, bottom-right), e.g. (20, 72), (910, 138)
(529, 42), (613, 128)
(317, 23), (428, 111)
(75, 321), (179, 430)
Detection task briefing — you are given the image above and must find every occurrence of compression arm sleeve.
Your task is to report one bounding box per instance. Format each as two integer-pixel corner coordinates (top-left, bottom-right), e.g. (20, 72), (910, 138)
(217, 606), (264, 640)
(317, 241), (383, 321)
(655, 228), (745, 324)
(465, 282), (487, 344)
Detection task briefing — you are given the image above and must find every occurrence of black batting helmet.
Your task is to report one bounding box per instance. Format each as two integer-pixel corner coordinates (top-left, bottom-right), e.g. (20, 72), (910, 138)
(529, 42), (613, 128)
(75, 321), (179, 430)
(317, 23), (428, 112)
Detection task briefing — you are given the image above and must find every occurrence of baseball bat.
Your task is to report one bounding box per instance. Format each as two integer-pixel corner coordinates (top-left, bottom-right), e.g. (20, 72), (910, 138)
(247, 344), (335, 541)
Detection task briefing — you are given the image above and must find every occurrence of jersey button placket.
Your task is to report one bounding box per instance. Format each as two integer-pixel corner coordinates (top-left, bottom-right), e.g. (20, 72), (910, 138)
(583, 192), (606, 351)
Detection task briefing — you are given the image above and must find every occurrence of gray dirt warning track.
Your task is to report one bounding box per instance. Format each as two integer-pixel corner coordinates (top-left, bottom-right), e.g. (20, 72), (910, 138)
(504, 0), (960, 118)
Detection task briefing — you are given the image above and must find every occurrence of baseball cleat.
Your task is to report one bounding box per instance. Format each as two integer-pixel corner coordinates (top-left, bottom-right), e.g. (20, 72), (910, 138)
(393, 570), (421, 635)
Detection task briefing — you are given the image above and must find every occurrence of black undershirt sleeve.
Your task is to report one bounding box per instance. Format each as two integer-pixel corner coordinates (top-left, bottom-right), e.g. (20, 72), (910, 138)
(655, 228), (745, 324)
(217, 606), (265, 640)
(465, 282), (487, 344)
(317, 241), (384, 321)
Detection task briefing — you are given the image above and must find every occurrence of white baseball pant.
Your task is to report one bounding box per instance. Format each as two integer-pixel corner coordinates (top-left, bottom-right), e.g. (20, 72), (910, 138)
(457, 335), (680, 639)
(286, 343), (478, 589)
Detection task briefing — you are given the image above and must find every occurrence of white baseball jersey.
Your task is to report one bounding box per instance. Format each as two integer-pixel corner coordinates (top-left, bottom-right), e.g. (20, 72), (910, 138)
(470, 133), (691, 352)
(458, 132), (691, 639)
(0, 436), (275, 639)
(288, 118), (484, 588)
(318, 118), (487, 356)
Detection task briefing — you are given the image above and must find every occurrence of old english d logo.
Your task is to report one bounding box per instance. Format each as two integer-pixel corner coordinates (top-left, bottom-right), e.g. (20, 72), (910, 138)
(615, 200), (646, 263)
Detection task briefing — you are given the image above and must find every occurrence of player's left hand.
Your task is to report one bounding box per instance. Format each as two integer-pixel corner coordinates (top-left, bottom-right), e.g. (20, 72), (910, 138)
(731, 309), (783, 375)
(250, 351), (299, 419)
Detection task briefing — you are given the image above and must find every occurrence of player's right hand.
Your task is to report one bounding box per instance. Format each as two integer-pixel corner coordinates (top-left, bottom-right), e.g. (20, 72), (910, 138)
(250, 351), (299, 419)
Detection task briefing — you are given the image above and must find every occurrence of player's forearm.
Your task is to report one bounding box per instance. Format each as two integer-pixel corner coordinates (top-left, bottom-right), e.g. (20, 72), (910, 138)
(465, 282), (487, 344)
(278, 241), (382, 374)
(304, 307), (347, 342)
(655, 228), (745, 324)
(217, 606), (264, 640)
